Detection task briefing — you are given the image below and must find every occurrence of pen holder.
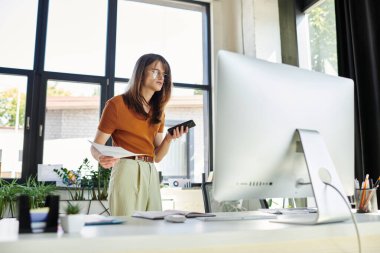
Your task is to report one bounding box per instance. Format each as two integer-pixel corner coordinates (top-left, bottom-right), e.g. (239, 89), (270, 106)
(355, 188), (378, 213)
(18, 195), (60, 233)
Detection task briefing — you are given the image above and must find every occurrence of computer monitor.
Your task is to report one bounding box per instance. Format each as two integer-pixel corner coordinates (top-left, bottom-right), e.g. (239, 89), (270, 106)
(213, 50), (354, 224)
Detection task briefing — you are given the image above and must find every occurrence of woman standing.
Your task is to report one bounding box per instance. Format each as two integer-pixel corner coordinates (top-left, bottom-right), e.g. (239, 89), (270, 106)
(91, 54), (188, 216)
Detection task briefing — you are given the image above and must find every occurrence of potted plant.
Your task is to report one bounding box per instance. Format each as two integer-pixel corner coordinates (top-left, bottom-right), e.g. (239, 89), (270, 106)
(0, 179), (22, 218)
(82, 164), (111, 216)
(54, 163), (86, 201)
(54, 158), (111, 215)
(22, 177), (57, 209)
(86, 164), (111, 201)
(60, 202), (85, 233)
(0, 177), (57, 219)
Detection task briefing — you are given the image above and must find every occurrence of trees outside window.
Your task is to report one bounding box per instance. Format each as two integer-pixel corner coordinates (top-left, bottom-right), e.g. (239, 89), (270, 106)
(299, 0), (337, 75)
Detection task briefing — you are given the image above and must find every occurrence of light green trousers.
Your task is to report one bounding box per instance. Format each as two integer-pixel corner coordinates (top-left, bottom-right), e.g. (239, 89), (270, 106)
(108, 159), (162, 216)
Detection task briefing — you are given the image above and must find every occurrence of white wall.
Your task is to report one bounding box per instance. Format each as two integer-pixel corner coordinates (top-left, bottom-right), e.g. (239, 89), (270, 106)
(209, 0), (282, 167)
(210, 0), (282, 109)
(211, 0), (281, 62)
(253, 0), (281, 62)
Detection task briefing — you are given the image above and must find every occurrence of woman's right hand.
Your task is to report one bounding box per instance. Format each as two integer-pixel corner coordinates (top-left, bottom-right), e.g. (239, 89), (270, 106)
(98, 155), (119, 169)
(92, 130), (118, 169)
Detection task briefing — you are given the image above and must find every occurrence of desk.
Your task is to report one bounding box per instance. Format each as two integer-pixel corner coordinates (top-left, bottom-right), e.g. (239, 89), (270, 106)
(1, 213), (380, 253)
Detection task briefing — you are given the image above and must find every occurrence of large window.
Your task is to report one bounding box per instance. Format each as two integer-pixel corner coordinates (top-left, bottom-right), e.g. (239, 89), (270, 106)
(115, 1), (209, 182)
(44, 0), (108, 75)
(155, 88), (208, 182)
(43, 80), (100, 170)
(0, 0), (38, 70)
(0, 74), (27, 178)
(298, 0), (337, 75)
(0, 0), (211, 182)
(116, 0), (205, 85)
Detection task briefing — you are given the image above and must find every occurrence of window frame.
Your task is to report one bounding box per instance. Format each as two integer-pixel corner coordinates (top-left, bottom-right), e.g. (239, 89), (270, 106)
(0, 0), (212, 183)
(0, 67), (35, 180)
(297, 0), (321, 13)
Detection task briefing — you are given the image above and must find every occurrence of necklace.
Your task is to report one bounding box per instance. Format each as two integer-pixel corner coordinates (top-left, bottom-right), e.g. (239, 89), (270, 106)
(142, 96), (150, 106)
(142, 97), (151, 114)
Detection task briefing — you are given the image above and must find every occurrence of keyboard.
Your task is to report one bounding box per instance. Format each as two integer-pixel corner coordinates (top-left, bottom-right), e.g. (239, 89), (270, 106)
(272, 213), (319, 224)
(196, 211), (277, 221)
(259, 207), (318, 215)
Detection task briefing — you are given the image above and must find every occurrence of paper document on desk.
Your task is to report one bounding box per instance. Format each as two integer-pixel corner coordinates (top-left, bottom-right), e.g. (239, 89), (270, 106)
(84, 214), (124, 226)
(132, 210), (216, 220)
(89, 141), (145, 158)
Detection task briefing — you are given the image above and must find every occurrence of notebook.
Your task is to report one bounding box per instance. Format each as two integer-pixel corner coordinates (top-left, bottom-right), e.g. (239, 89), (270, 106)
(84, 214), (124, 226)
(132, 210), (215, 220)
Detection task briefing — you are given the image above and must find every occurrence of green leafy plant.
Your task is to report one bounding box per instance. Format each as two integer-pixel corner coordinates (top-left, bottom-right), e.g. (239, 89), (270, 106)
(0, 183), (7, 219)
(53, 158), (111, 201)
(22, 177), (57, 209)
(0, 177), (56, 219)
(0, 179), (23, 218)
(65, 202), (80, 215)
(86, 164), (111, 200)
(54, 158), (92, 200)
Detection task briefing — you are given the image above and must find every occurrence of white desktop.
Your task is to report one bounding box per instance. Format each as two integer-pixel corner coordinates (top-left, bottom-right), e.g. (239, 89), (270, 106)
(213, 50), (354, 224)
(1, 214), (380, 253)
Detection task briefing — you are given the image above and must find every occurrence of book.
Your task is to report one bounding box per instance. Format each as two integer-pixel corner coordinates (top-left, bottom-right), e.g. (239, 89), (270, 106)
(132, 210), (216, 220)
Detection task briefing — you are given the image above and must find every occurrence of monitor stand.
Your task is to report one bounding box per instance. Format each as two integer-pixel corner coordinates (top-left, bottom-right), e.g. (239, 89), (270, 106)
(274, 129), (351, 225)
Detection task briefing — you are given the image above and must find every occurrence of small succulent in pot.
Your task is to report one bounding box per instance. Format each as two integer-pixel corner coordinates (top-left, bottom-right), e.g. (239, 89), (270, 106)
(65, 202), (80, 215)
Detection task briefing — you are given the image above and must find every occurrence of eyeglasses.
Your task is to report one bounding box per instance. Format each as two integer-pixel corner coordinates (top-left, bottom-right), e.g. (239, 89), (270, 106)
(150, 69), (167, 79)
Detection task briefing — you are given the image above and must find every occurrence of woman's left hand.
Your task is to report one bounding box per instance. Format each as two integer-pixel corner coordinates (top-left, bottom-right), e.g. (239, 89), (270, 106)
(166, 125), (189, 141)
(155, 126), (189, 163)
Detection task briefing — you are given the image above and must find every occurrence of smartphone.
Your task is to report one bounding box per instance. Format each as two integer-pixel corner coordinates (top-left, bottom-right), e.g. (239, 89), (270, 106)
(167, 120), (196, 135)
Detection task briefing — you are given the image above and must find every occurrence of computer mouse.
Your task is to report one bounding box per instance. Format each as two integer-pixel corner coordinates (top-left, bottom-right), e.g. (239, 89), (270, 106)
(164, 214), (186, 223)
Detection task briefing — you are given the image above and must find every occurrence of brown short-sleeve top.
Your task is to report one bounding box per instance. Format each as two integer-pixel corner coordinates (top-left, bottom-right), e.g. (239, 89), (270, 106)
(98, 95), (165, 157)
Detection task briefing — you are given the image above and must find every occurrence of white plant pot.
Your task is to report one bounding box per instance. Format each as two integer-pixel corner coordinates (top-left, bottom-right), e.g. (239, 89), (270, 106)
(60, 214), (85, 233)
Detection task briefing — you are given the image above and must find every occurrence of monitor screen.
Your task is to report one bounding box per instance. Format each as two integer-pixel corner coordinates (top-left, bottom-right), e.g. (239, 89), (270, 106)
(213, 50), (354, 202)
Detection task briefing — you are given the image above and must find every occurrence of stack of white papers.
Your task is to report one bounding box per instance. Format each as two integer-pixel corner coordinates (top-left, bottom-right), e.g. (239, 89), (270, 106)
(89, 141), (146, 158)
